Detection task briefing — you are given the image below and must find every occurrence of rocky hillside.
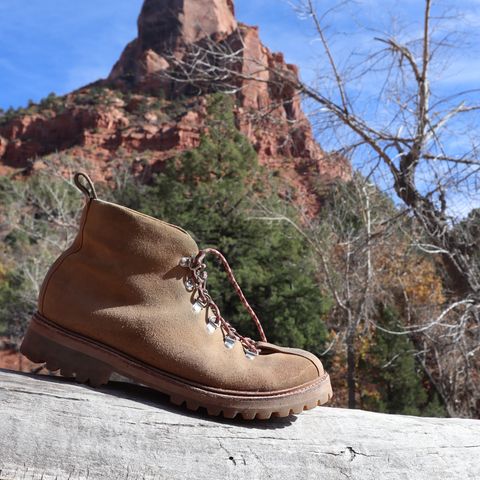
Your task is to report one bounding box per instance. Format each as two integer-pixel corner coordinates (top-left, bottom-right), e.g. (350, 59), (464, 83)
(0, 0), (350, 215)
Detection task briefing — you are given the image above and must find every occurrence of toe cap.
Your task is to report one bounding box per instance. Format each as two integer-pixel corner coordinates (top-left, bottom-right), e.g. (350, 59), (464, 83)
(256, 341), (325, 390)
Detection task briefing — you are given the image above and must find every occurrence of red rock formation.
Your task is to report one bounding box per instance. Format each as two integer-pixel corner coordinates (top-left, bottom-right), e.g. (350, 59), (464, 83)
(109, 0), (238, 86)
(0, 0), (351, 214)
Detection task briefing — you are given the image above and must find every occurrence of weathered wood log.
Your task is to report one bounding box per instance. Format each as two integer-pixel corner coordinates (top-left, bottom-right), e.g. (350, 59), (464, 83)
(0, 369), (478, 480)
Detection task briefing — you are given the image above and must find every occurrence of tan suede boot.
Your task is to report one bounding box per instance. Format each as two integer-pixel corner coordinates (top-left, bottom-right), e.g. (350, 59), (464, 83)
(20, 173), (332, 419)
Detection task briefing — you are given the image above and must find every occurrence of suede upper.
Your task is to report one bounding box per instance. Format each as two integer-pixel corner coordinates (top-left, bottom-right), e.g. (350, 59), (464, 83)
(39, 198), (325, 392)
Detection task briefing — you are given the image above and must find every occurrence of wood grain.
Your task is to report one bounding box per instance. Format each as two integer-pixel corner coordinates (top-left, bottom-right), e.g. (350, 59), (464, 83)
(0, 369), (478, 480)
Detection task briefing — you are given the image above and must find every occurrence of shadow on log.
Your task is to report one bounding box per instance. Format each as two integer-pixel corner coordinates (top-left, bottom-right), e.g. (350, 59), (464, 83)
(0, 369), (479, 480)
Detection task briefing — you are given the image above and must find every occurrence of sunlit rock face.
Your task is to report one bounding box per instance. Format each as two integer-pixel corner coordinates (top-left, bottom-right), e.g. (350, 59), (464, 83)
(109, 0), (238, 84)
(0, 0), (351, 215)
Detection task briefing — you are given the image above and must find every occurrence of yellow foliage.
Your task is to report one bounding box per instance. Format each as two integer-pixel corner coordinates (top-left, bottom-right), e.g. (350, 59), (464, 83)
(374, 240), (445, 308)
(0, 262), (7, 281)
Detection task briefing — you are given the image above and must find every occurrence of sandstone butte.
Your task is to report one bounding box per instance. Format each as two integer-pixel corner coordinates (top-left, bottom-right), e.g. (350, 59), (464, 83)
(0, 0), (351, 216)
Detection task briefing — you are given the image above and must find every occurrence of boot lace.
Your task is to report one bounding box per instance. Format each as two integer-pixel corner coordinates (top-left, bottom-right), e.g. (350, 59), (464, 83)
(179, 248), (267, 358)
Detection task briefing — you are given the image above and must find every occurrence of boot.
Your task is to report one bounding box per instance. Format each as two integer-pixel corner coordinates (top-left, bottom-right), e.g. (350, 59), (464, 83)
(21, 173), (332, 419)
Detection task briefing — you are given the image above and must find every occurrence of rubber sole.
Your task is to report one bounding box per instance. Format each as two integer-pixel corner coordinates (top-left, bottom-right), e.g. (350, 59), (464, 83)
(20, 312), (333, 420)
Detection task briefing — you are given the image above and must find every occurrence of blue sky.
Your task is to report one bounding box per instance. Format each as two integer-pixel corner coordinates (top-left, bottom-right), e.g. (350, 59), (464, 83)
(1, 0), (479, 109)
(0, 0), (312, 109)
(1, 0), (479, 217)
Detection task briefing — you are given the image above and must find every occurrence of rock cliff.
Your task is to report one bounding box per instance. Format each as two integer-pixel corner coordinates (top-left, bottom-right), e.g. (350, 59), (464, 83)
(0, 0), (351, 215)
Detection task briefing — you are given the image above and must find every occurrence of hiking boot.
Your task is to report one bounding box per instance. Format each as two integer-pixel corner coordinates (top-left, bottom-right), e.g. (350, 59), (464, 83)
(20, 173), (332, 419)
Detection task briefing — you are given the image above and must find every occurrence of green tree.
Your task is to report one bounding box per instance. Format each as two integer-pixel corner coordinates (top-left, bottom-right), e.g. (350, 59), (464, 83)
(113, 93), (330, 352)
(359, 306), (446, 416)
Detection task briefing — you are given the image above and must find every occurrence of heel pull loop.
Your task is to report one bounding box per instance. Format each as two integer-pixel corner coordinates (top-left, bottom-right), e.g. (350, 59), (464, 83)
(74, 172), (98, 200)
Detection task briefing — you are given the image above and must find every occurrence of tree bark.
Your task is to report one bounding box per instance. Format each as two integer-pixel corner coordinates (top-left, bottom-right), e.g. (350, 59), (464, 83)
(347, 328), (356, 409)
(1, 369), (479, 480)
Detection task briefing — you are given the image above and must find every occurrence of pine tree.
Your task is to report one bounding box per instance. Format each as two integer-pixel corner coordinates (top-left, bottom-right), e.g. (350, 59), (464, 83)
(359, 306), (446, 416)
(114, 94), (330, 352)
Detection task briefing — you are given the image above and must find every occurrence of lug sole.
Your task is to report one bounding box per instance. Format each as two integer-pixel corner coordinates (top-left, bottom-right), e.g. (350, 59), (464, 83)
(20, 312), (333, 420)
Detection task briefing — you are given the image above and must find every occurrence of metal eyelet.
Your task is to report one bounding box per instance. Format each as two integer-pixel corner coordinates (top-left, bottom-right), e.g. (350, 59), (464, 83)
(224, 335), (236, 349)
(192, 299), (207, 313)
(206, 316), (220, 334)
(244, 349), (258, 360)
(179, 256), (192, 268)
(184, 277), (195, 292)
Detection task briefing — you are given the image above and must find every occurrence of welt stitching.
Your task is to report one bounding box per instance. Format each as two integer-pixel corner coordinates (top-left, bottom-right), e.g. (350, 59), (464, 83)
(33, 312), (329, 399)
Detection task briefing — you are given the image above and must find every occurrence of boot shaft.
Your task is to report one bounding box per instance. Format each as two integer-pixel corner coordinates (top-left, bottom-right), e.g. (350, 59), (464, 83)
(39, 198), (199, 318)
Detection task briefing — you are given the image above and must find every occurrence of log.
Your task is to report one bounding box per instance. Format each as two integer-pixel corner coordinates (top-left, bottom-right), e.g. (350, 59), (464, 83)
(0, 369), (478, 480)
